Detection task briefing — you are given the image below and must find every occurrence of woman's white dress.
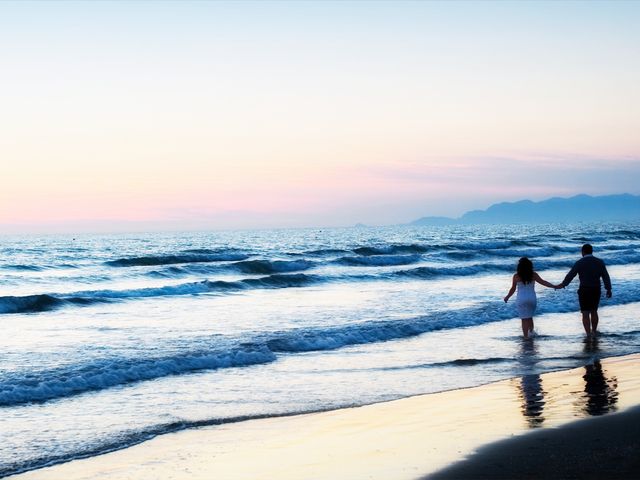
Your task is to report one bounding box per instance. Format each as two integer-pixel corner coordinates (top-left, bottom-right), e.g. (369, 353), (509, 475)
(516, 281), (537, 318)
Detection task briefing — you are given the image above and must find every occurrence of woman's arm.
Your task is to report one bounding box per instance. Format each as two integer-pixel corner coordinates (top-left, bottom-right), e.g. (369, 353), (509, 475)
(504, 274), (517, 302)
(533, 271), (556, 289)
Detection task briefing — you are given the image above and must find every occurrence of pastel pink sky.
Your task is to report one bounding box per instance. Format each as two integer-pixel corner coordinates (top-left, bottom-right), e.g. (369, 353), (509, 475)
(1, 1), (639, 233)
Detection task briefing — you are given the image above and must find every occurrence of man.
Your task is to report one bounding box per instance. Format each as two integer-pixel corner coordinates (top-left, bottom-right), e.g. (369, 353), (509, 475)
(559, 244), (612, 336)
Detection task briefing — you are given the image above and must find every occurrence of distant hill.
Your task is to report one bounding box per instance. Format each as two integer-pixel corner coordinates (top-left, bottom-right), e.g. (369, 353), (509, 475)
(410, 194), (640, 226)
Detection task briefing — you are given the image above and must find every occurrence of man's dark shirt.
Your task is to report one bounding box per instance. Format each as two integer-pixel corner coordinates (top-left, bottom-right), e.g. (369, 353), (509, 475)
(561, 254), (612, 291)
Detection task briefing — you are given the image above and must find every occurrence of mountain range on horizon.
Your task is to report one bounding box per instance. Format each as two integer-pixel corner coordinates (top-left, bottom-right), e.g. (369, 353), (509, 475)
(410, 194), (640, 226)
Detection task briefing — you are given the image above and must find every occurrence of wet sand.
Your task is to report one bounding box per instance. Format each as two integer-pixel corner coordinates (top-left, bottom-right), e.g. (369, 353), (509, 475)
(11, 353), (640, 480)
(427, 404), (640, 479)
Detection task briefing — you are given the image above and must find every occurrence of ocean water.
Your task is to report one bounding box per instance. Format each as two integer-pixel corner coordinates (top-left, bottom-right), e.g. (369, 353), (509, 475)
(1, 223), (639, 476)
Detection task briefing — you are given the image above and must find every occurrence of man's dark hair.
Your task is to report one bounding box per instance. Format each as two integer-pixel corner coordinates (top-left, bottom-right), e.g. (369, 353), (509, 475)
(582, 244), (593, 255)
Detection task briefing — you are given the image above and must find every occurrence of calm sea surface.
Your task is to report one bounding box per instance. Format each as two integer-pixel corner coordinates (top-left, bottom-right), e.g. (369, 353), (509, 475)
(1, 224), (639, 476)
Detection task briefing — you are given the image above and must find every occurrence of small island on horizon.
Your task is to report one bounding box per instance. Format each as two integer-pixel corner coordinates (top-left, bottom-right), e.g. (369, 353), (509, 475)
(409, 193), (640, 226)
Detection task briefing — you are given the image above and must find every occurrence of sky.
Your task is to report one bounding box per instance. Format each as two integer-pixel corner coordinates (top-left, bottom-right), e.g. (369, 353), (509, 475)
(1, 0), (639, 233)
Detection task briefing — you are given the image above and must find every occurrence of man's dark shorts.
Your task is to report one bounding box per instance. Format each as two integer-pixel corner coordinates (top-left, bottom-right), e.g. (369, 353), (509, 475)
(578, 286), (601, 312)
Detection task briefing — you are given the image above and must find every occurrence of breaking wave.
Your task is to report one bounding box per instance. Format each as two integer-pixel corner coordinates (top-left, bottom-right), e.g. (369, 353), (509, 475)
(0, 345), (276, 407)
(336, 254), (422, 267)
(0, 274), (320, 314)
(106, 252), (249, 267)
(232, 259), (316, 274)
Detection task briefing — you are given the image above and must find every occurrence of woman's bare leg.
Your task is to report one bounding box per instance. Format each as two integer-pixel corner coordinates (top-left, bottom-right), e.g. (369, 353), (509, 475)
(522, 318), (534, 338)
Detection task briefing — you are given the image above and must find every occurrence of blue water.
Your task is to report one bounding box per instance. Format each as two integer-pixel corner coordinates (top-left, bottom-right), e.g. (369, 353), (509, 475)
(1, 224), (639, 477)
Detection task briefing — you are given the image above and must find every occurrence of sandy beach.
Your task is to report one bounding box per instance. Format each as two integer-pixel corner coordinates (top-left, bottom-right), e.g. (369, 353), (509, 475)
(10, 352), (640, 480)
(428, 404), (640, 479)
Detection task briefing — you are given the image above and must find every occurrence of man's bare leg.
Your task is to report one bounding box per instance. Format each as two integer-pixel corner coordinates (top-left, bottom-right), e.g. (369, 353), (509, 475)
(590, 310), (599, 334)
(582, 311), (592, 336)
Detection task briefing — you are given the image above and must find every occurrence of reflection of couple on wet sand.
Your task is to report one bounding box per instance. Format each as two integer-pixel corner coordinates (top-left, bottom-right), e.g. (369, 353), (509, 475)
(519, 360), (619, 427)
(504, 243), (612, 339)
(518, 339), (618, 428)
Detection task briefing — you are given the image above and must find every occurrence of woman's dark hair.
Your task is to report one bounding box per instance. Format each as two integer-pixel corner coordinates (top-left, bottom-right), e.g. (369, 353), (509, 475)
(517, 257), (534, 284)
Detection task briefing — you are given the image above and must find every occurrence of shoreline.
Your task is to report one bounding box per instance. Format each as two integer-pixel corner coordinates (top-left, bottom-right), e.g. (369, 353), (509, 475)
(10, 352), (640, 480)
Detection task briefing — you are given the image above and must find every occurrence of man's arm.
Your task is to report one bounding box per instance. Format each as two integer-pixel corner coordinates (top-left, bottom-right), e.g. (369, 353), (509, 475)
(561, 262), (579, 288)
(601, 260), (612, 296)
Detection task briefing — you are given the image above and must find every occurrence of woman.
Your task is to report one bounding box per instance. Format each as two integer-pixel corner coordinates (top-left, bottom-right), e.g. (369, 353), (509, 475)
(504, 257), (556, 339)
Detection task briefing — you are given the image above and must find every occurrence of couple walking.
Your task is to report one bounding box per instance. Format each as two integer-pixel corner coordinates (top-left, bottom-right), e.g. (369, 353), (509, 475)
(504, 244), (612, 339)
